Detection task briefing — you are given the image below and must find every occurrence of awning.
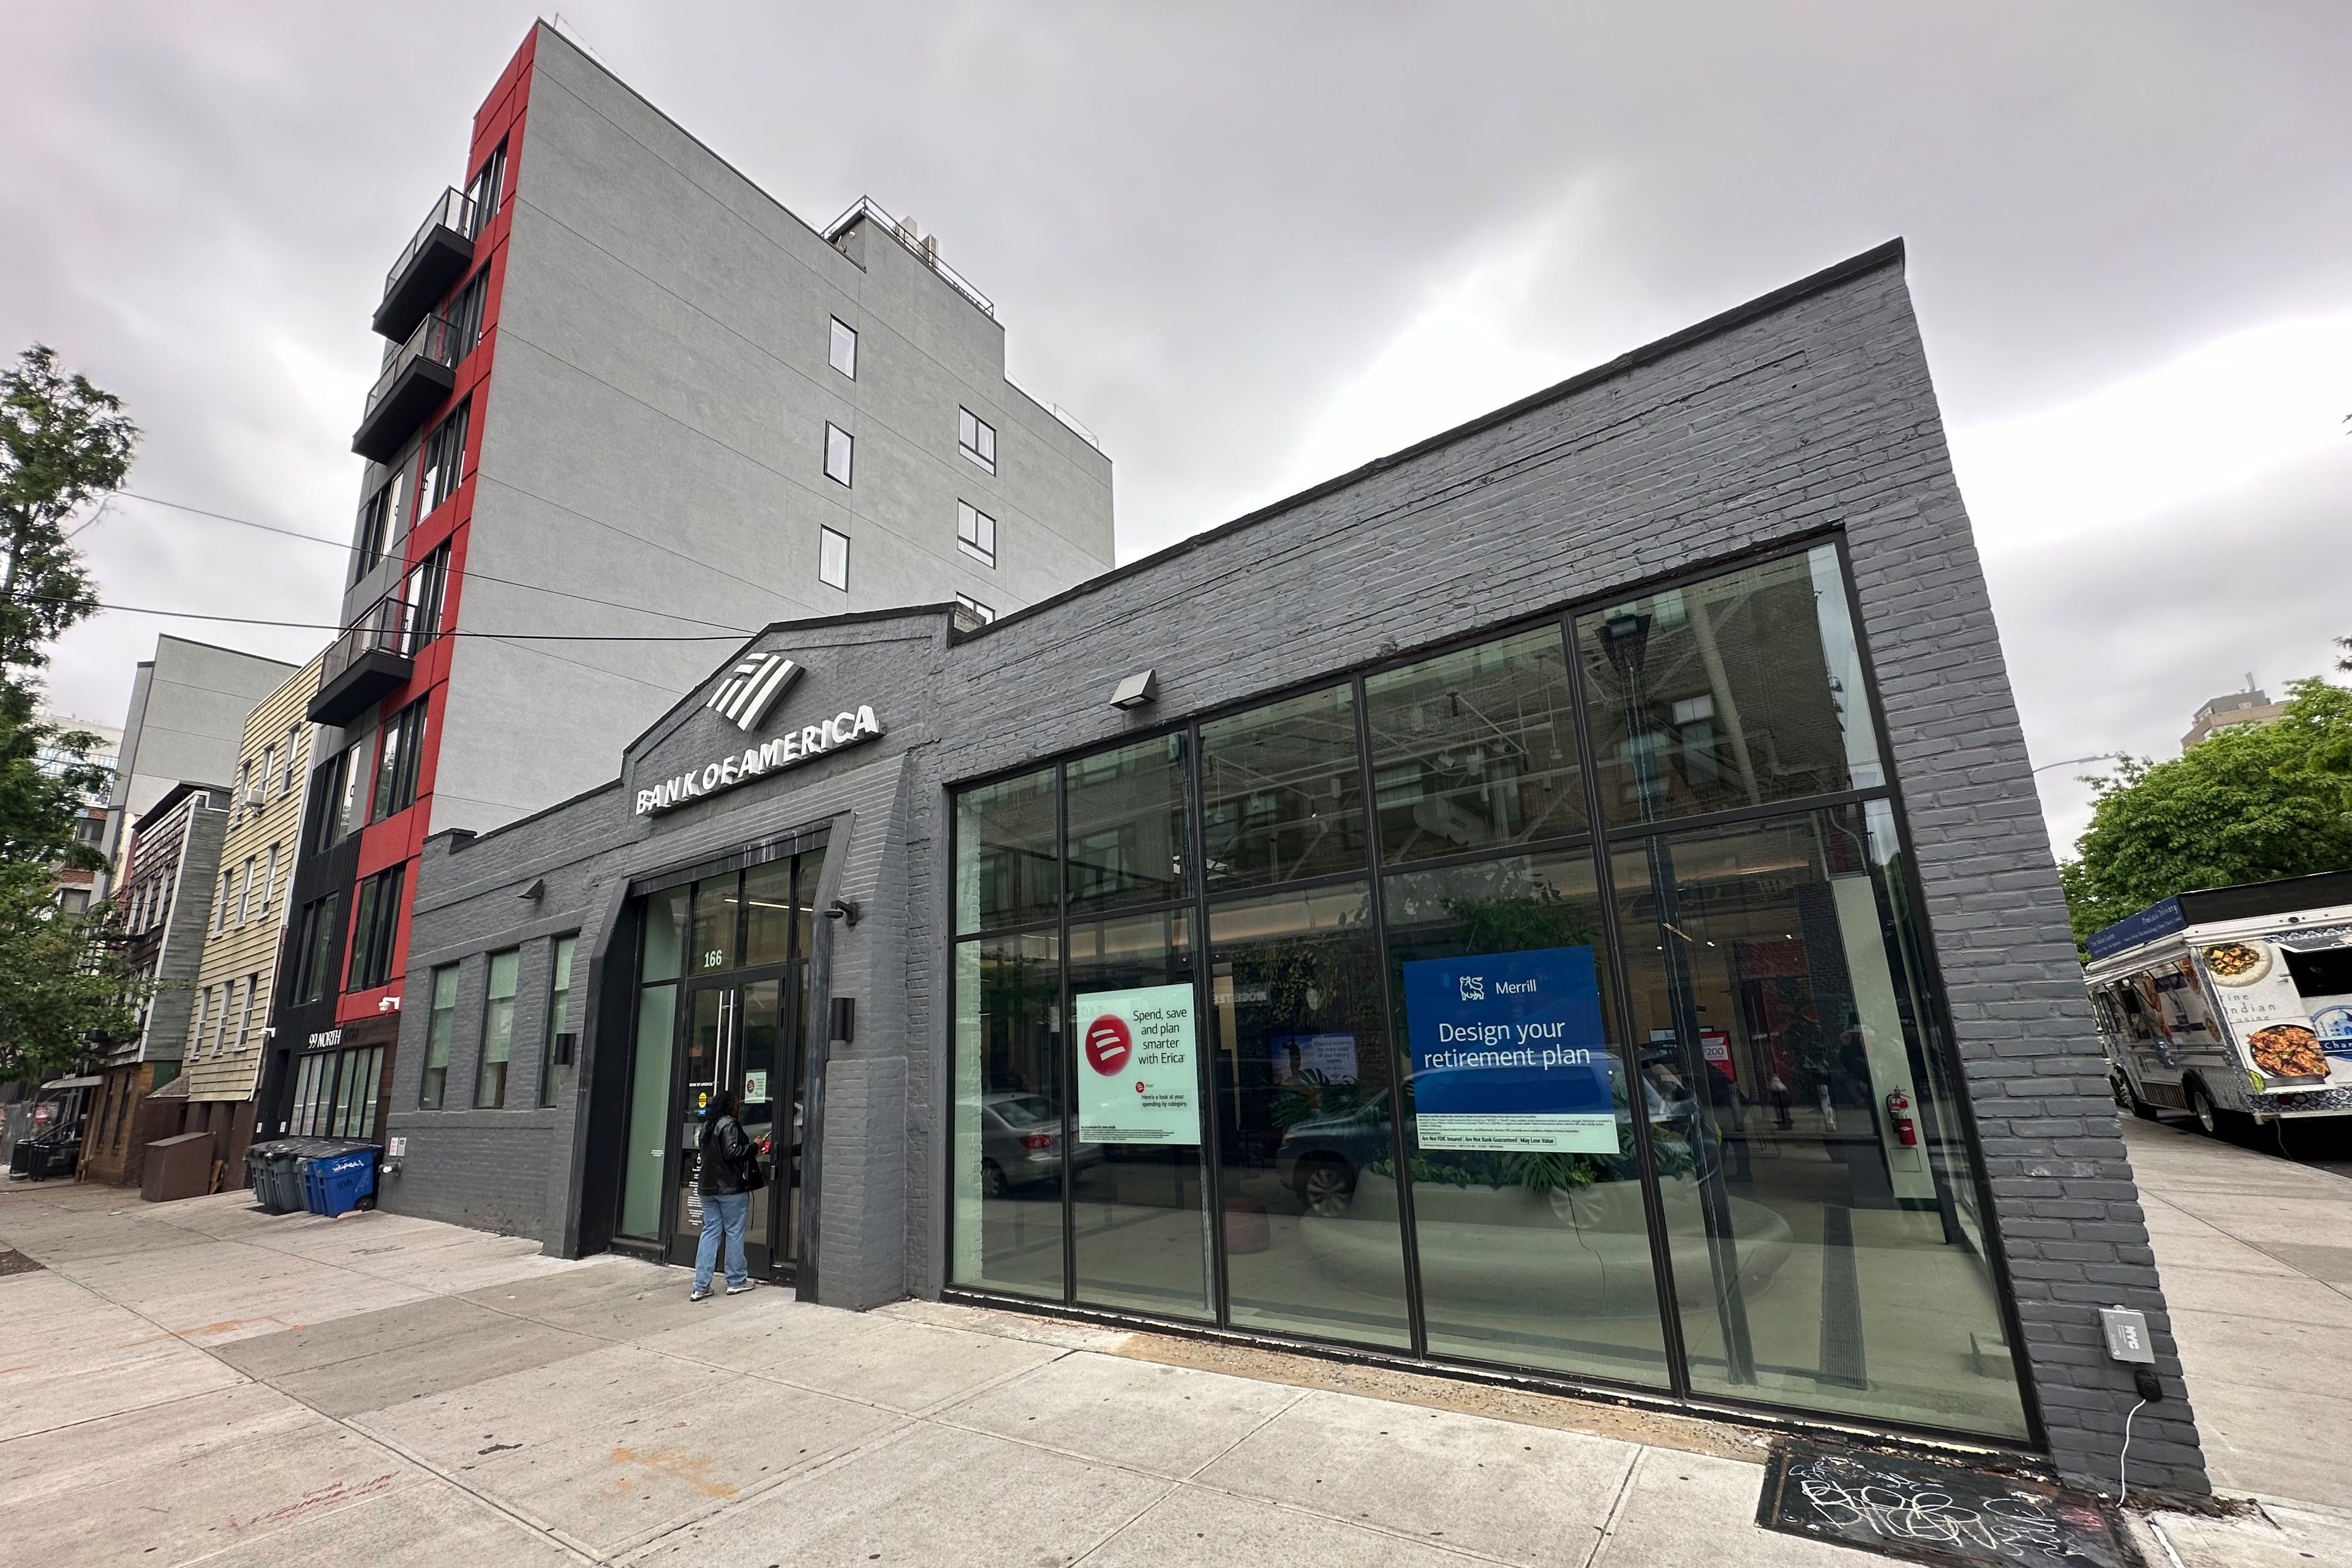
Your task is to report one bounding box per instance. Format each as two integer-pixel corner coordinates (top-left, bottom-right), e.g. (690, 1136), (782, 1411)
(39, 1075), (100, 1090)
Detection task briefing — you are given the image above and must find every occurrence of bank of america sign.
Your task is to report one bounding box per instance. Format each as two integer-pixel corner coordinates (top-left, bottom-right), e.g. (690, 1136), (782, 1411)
(707, 652), (801, 731)
(637, 654), (883, 816)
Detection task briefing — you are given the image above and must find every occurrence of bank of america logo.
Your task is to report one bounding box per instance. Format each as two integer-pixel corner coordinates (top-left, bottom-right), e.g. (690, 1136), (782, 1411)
(707, 653), (801, 731)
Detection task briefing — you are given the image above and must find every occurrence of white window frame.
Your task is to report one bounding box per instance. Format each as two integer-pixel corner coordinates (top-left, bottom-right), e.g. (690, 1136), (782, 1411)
(956, 592), (997, 625)
(235, 856), (258, 925)
(956, 501), (997, 567)
(222, 978), (245, 1056)
(189, 987), (209, 1059)
(237, 973), (262, 1052)
(818, 526), (850, 592)
(829, 318), (857, 379)
(824, 423), (854, 487)
(958, 407), (996, 474)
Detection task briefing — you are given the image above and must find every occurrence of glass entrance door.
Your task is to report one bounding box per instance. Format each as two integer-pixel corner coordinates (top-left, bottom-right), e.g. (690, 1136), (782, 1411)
(665, 975), (802, 1277)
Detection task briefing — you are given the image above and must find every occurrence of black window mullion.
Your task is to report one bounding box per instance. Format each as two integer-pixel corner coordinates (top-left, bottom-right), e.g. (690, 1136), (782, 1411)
(1055, 761), (1076, 1306)
(1563, 607), (1694, 1400)
(1351, 671), (1428, 1360)
(1187, 718), (1231, 1330)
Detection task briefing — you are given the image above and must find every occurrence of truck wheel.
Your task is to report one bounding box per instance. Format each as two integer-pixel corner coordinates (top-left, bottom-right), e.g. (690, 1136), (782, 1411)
(2116, 1076), (2160, 1121)
(2186, 1081), (2230, 1138)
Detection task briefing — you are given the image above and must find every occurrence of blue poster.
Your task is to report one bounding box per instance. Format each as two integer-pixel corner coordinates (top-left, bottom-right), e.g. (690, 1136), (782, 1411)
(1401, 946), (1616, 1153)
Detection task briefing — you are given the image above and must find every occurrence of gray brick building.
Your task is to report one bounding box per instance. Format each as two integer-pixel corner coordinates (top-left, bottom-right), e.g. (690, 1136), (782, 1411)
(390, 241), (2207, 1498)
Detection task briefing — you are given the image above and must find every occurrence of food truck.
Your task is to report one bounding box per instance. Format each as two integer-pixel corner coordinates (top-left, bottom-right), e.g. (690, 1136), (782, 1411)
(2084, 869), (2352, 1134)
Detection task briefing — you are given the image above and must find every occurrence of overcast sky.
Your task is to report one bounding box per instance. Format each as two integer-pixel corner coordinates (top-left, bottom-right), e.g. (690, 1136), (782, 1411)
(4, 2), (2347, 855)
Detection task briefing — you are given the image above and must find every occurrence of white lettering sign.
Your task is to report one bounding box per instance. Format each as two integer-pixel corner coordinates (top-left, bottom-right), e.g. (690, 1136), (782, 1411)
(635, 704), (884, 815)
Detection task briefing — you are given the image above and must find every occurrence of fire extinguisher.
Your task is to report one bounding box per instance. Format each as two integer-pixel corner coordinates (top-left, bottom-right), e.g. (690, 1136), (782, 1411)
(1885, 1089), (1918, 1148)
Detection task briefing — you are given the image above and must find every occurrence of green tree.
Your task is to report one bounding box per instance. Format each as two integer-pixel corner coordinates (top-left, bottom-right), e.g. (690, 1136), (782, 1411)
(0, 344), (146, 1080)
(2062, 679), (2352, 948)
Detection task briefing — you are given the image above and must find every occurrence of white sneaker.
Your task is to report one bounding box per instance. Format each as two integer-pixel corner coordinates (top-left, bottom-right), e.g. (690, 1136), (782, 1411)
(725, 1278), (760, 1295)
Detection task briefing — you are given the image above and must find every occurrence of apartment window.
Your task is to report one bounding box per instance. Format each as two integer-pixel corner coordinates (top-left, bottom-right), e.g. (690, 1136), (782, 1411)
(189, 987), (209, 1060)
(57, 887), (89, 914)
(829, 318), (857, 378)
(238, 758), (253, 804)
(238, 973), (262, 1050)
(957, 501), (997, 567)
(353, 467), (409, 581)
(74, 816), (102, 846)
(402, 545), (451, 651)
(258, 844), (281, 921)
(447, 267), (490, 358)
(260, 744), (279, 796)
(466, 140), (507, 235)
(959, 407), (996, 473)
(234, 855), (258, 925)
(538, 934), (577, 1108)
(372, 699), (429, 821)
(421, 964), (458, 1109)
(212, 870), (233, 935)
(421, 401), (470, 512)
(293, 894), (344, 1005)
(819, 526), (850, 591)
(824, 423), (854, 487)
(475, 949), (521, 1109)
(282, 725), (301, 793)
(345, 864), (406, 992)
(956, 592), (997, 625)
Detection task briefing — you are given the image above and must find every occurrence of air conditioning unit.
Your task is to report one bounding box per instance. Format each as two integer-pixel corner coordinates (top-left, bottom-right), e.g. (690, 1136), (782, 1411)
(243, 787), (266, 812)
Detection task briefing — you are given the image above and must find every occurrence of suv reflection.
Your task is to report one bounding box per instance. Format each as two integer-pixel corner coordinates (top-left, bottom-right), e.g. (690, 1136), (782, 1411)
(976, 1091), (1100, 1199)
(1273, 1062), (1714, 1216)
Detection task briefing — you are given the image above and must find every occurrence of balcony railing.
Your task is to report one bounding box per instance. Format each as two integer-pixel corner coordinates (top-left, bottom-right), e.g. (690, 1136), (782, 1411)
(308, 592), (420, 725)
(821, 197), (995, 319)
(352, 312), (462, 461)
(374, 187), (478, 341)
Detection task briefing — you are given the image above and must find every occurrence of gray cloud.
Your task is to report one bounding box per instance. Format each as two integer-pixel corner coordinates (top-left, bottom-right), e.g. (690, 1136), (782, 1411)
(5, 2), (2348, 862)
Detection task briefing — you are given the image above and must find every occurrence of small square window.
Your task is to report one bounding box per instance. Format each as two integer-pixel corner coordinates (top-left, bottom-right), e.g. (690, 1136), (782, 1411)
(824, 423), (854, 487)
(955, 592), (996, 625)
(829, 318), (857, 378)
(957, 501), (997, 567)
(958, 407), (996, 474)
(819, 526), (850, 591)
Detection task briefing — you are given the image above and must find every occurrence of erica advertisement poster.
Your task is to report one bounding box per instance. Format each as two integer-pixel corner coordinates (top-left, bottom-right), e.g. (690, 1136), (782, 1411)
(1074, 982), (1202, 1144)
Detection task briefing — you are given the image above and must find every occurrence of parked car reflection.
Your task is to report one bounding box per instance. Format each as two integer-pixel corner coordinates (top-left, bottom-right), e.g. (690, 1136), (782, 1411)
(978, 1091), (1100, 1198)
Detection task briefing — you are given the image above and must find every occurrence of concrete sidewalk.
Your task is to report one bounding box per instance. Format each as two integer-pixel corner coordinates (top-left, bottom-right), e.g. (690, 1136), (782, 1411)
(0, 1180), (1905, 1567)
(2122, 1117), (2352, 1567)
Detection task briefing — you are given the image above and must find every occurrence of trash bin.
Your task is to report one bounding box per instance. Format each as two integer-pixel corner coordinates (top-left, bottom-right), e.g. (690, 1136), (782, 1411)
(141, 1132), (214, 1203)
(303, 1147), (380, 1218)
(247, 1137), (344, 1214)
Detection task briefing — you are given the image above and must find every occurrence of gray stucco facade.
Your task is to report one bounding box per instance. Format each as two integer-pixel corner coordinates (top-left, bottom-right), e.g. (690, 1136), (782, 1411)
(386, 243), (2207, 1498)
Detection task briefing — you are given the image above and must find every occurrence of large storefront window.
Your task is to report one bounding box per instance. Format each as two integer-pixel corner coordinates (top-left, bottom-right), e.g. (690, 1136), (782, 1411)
(944, 542), (2027, 1442)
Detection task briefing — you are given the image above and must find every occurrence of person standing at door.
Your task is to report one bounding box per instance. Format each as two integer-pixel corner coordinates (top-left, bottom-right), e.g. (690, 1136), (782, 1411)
(692, 1088), (764, 1301)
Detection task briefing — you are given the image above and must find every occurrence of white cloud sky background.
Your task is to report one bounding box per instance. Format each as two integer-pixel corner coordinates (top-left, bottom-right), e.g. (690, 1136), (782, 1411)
(2, 1), (2348, 858)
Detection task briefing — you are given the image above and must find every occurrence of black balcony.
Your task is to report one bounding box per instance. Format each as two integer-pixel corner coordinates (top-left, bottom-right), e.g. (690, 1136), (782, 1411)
(352, 313), (462, 462)
(374, 187), (477, 341)
(308, 594), (417, 725)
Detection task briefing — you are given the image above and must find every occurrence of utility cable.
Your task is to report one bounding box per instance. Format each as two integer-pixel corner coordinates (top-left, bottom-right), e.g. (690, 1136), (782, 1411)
(107, 489), (756, 633)
(56, 595), (743, 641)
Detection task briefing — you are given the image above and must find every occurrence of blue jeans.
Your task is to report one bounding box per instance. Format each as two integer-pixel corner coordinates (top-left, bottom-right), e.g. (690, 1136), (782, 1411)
(694, 1191), (751, 1290)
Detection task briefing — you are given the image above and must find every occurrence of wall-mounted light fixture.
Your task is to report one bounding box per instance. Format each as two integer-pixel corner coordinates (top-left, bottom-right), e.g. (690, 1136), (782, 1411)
(826, 897), (861, 927)
(517, 878), (546, 903)
(1110, 670), (1158, 710)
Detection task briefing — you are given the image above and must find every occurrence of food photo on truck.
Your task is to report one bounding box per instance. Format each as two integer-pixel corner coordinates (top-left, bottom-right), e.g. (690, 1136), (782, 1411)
(2084, 868), (2352, 1137)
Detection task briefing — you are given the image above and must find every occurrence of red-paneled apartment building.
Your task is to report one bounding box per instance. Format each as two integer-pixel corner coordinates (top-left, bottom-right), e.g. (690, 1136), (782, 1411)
(259, 22), (1115, 1137)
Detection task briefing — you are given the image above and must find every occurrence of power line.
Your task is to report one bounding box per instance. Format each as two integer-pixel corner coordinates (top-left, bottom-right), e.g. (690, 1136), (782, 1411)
(104, 489), (758, 634)
(79, 599), (744, 641)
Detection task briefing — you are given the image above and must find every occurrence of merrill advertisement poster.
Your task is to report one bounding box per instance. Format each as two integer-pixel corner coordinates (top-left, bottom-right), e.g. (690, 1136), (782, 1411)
(1402, 945), (1617, 1153)
(1075, 982), (1201, 1145)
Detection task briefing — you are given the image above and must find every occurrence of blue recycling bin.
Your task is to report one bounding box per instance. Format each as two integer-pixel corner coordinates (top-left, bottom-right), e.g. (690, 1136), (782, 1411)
(303, 1147), (380, 1217)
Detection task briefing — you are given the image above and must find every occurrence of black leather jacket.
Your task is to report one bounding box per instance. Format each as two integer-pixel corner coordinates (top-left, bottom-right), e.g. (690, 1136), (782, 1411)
(696, 1114), (757, 1196)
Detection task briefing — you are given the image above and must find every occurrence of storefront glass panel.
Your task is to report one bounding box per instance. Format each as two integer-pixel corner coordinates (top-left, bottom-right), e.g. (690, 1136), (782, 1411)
(690, 873), (740, 974)
(1382, 849), (1671, 1387)
(1209, 882), (1410, 1348)
(1200, 684), (1368, 890)
(742, 858), (794, 967)
(1068, 908), (1211, 1319)
(643, 886), (688, 982)
(1065, 734), (1189, 915)
(950, 929), (1066, 1298)
(956, 767), (1058, 933)
(620, 981), (677, 1238)
(1578, 545), (1883, 826)
(1611, 805), (2028, 1437)
(1364, 625), (1585, 864)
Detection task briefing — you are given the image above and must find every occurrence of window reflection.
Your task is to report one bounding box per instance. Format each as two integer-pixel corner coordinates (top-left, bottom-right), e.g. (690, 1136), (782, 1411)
(1364, 626), (1583, 864)
(1066, 734), (1189, 914)
(1382, 850), (1670, 1387)
(1579, 546), (1882, 825)
(1210, 883), (1410, 1348)
(951, 930), (1065, 1298)
(956, 768), (1058, 932)
(1200, 685), (1368, 890)
(1612, 805), (2027, 1437)
(1069, 910), (1211, 1319)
